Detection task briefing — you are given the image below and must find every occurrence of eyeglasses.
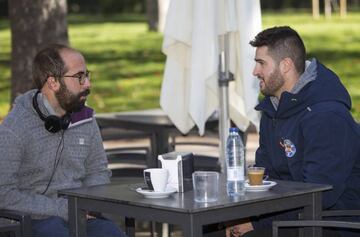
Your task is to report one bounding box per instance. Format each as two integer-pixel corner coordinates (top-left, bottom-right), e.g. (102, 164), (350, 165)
(63, 70), (91, 85)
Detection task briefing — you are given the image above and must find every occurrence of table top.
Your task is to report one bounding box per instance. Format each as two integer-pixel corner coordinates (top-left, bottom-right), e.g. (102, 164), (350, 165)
(60, 179), (331, 214)
(95, 109), (218, 132)
(96, 109), (172, 128)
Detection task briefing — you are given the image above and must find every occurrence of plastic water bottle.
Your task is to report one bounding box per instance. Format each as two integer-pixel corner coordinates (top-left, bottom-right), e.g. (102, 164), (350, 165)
(226, 127), (245, 196)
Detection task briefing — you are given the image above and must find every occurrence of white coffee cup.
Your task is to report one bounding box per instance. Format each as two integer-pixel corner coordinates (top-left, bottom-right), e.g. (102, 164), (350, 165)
(143, 168), (169, 192)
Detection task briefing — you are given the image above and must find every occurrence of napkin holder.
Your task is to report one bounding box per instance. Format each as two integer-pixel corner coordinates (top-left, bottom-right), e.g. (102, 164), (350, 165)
(158, 152), (194, 192)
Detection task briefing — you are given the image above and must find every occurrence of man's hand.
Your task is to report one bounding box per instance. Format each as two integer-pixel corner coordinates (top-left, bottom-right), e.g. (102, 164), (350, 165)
(86, 211), (102, 220)
(226, 222), (254, 237)
(86, 214), (96, 220)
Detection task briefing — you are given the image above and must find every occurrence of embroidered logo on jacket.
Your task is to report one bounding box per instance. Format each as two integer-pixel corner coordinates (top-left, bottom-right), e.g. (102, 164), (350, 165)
(280, 139), (296, 158)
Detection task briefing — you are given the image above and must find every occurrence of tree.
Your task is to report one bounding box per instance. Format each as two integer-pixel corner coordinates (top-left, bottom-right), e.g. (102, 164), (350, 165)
(146, 0), (158, 31)
(8, 0), (69, 104)
(312, 0), (320, 19)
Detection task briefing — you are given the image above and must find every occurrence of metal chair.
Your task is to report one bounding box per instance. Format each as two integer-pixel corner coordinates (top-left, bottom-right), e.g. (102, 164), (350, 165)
(170, 125), (250, 172)
(272, 210), (360, 237)
(170, 130), (221, 172)
(99, 127), (162, 236)
(99, 127), (153, 178)
(0, 209), (32, 237)
(106, 146), (151, 177)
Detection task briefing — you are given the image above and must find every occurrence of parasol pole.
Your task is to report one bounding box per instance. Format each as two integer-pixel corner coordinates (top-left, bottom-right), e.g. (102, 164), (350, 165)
(218, 32), (233, 174)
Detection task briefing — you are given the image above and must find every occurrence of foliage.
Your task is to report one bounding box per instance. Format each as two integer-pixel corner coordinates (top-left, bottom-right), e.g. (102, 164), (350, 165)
(0, 12), (359, 121)
(261, 0), (359, 10)
(67, 0), (145, 14)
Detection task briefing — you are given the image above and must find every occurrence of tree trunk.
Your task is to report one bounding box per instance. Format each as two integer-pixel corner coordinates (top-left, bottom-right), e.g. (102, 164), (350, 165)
(312, 0), (320, 19)
(8, 0), (69, 104)
(340, 0), (347, 18)
(325, 0), (332, 19)
(146, 0), (158, 31)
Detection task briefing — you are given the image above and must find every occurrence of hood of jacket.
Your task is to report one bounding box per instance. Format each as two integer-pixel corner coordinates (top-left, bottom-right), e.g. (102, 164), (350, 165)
(255, 59), (351, 118)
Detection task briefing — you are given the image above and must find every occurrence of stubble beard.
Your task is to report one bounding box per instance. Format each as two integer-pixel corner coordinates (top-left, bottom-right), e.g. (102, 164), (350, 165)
(260, 68), (284, 97)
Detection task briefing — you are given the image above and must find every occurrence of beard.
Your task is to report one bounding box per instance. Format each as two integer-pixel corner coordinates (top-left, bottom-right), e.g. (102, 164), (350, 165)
(259, 67), (285, 97)
(55, 81), (90, 113)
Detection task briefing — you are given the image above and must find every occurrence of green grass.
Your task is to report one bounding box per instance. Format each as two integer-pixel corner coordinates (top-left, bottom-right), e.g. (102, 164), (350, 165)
(68, 19), (164, 112)
(0, 12), (359, 120)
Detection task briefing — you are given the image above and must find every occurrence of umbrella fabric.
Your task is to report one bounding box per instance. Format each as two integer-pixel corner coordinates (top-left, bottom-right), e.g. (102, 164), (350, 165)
(160, 0), (261, 135)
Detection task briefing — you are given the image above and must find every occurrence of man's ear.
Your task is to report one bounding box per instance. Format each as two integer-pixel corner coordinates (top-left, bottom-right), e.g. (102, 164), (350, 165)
(279, 57), (293, 74)
(46, 76), (60, 91)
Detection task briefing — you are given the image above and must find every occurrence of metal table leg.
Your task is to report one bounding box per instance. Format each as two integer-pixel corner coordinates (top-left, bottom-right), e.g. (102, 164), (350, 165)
(181, 217), (203, 237)
(125, 217), (135, 237)
(303, 192), (323, 237)
(68, 197), (87, 237)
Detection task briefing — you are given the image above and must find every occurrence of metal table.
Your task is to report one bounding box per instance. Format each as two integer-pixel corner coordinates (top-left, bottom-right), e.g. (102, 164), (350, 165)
(59, 179), (331, 237)
(96, 109), (218, 168)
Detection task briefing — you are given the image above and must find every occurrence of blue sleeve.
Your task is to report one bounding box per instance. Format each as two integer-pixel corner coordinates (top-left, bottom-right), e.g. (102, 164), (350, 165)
(251, 111), (352, 229)
(300, 112), (355, 209)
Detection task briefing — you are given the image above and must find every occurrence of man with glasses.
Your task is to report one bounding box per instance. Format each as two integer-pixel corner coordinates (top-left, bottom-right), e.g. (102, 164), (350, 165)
(0, 44), (126, 237)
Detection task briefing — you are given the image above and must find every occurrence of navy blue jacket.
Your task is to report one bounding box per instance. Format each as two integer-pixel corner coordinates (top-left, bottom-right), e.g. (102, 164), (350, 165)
(253, 60), (360, 230)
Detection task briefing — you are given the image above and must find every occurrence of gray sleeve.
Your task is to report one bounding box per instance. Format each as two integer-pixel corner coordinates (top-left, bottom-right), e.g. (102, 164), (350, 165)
(0, 127), (69, 220)
(83, 119), (111, 187)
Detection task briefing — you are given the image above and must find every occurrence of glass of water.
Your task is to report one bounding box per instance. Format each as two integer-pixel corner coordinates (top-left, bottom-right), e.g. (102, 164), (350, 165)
(192, 171), (219, 202)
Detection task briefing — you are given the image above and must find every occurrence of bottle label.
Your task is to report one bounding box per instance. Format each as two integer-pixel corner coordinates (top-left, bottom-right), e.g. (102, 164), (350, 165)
(227, 168), (244, 181)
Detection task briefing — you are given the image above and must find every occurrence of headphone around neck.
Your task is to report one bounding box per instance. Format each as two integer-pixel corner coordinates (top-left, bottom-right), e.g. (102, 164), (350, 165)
(32, 91), (71, 133)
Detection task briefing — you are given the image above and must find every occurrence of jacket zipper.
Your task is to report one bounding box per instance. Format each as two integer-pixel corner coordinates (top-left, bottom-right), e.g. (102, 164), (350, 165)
(272, 117), (277, 127)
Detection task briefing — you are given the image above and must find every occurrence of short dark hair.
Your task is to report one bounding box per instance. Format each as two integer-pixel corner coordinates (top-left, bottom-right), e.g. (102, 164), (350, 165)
(32, 44), (77, 89)
(250, 26), (306, 74)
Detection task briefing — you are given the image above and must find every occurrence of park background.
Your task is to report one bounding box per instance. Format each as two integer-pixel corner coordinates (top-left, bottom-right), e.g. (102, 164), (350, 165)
(0, 0), (359, 121)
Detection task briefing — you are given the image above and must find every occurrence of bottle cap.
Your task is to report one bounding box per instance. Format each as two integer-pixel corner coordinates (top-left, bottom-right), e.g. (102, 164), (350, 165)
(229, 127), (239, 133)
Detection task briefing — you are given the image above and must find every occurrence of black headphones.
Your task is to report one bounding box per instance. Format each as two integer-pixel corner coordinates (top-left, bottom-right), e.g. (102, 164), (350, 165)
(32, 90), (71, 133)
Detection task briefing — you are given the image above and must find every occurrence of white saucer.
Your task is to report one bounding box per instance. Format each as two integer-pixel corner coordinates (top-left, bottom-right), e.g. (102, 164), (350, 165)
(135, 187), (177, 198)
(245, 180), (277, 192)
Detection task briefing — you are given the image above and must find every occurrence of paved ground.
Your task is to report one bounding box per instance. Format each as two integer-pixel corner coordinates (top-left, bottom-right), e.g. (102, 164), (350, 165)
(103, 132), (260, 237)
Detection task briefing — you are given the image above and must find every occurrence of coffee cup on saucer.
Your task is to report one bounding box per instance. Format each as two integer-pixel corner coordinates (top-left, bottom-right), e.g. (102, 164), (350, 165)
(143, 168), (169, 192)
(247, 167), (266, 186)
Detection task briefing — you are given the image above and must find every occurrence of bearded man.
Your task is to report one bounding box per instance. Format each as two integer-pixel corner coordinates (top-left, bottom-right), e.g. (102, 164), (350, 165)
(0, 44), (126, 237)
(228, 26), (360, 237)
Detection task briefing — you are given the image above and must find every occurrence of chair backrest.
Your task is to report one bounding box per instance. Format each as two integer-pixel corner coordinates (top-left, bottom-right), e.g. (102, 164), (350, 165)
(272, 209), (360, 237)
(106, 146), (150, 178)
(0, 210), (32, 237)
(98, 126), (153, 178)
(170, 133), (221, 171)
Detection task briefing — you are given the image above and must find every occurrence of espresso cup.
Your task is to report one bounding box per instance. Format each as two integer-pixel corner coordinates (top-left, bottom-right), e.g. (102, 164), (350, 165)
(247, 167), (265, 186)
(143, 168), (169, 192)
